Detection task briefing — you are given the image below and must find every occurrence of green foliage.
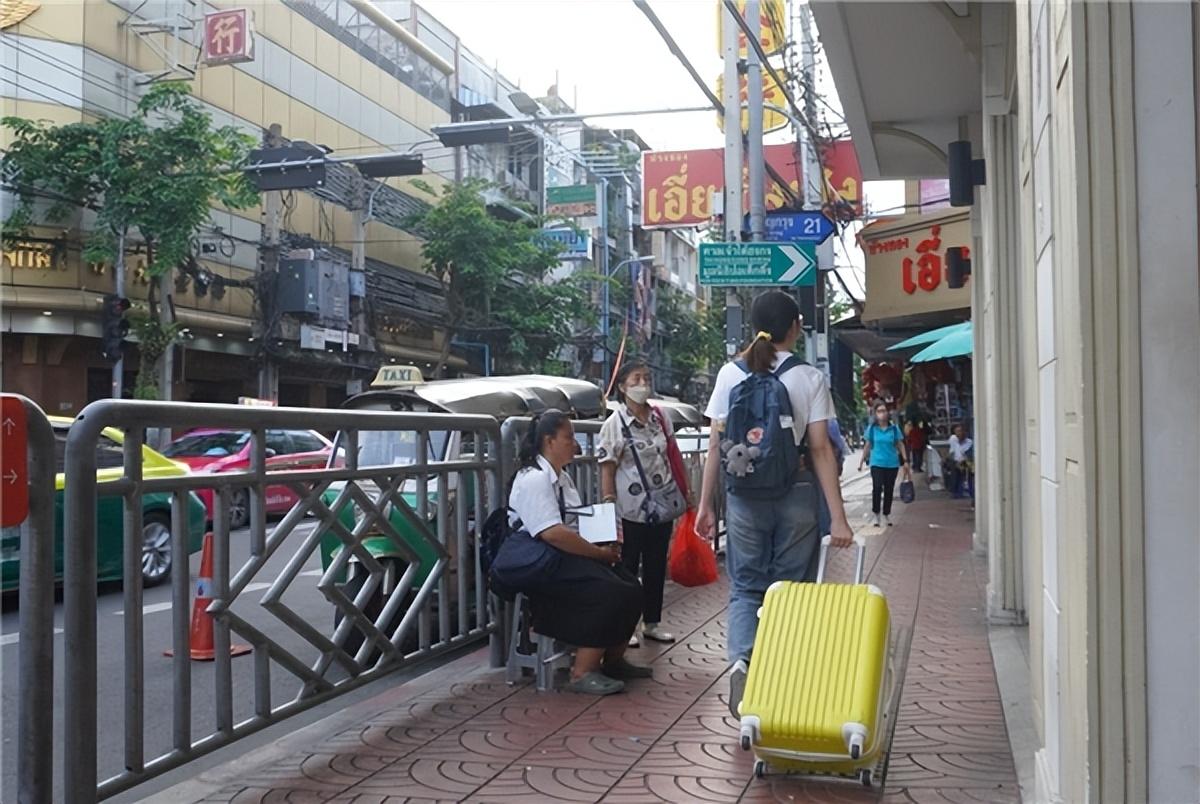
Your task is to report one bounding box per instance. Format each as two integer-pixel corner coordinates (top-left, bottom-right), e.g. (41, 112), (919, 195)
(408, 179), (592, 376)
(128, 313), (183, 400)
(3, 82), (257, 272)
(2, 82), (257, 398)
(652, 286), (726, 398)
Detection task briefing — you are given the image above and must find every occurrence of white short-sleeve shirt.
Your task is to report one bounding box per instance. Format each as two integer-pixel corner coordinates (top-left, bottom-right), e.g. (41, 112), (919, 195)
(507, 455), (583, 538)
(704, 352), (836, 442)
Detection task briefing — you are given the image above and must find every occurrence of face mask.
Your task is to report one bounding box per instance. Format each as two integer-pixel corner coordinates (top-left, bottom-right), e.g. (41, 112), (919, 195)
(626, 385), (652, 405)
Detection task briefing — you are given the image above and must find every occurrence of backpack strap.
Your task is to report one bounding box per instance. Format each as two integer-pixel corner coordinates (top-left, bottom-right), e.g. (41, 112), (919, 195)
(774, 354), (803, 377)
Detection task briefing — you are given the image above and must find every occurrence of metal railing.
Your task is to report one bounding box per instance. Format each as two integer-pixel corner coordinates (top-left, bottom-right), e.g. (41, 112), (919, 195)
(18, 400), (715, 802)
(12, 395), (57, 803)
(50, 400), (501, 801)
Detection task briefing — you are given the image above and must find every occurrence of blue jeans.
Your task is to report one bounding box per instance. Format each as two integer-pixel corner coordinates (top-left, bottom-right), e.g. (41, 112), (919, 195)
(724, 480), (820, 664)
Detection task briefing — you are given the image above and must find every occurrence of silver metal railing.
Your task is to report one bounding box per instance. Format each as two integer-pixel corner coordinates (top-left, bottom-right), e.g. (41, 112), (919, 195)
(12, 394), (57, 803)
(53, 400), (501, 802)
(19, 400), (716, 802)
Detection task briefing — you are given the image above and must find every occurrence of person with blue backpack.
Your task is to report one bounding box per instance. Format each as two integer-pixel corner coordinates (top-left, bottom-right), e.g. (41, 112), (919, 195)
(695, 291), (854, 718)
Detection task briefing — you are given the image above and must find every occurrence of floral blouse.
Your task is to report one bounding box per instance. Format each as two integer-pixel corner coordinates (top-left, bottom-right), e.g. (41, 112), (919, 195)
(597, 405), (686, 524)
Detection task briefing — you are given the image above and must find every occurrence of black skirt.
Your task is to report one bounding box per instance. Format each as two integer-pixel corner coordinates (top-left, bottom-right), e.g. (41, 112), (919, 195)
(529, 553), (643, 648)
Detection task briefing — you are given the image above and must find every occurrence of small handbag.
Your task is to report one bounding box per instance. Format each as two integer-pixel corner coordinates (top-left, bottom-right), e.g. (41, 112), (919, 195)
(899, 479), (916, 504)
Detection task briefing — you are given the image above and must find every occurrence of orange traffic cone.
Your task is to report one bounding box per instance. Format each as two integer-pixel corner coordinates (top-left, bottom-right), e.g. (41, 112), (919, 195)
(165, 531), (251, 661)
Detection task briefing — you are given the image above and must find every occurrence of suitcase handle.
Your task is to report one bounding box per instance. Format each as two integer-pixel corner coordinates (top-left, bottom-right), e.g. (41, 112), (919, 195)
(816, 534), (866, 584)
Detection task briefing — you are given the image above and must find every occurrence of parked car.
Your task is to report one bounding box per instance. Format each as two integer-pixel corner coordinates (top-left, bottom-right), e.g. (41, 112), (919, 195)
(0, 418), (208, 592)
(162, 428), (334, 529)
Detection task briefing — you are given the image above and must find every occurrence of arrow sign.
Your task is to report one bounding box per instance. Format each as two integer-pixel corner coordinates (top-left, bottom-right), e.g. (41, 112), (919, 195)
(745, 210), (836, 244)
(699, 242), (817, 287)
(0, 395), (28, 527)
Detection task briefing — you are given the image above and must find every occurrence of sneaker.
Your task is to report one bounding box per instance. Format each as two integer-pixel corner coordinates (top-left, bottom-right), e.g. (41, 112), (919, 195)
(885, 515), (894, 526)
(873, 513), (881, 527)
(642, 623), (675, 643)
(628, 632), (640, 648)
(728, 659), (749, 720)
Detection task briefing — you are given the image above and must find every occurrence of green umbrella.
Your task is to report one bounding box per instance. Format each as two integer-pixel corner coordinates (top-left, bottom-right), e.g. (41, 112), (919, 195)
(887, 321), (972, 352)
(910, 322), (974, 363)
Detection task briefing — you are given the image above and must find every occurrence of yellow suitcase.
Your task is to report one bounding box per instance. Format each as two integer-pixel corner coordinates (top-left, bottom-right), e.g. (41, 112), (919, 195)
(738, 535), (893, 785)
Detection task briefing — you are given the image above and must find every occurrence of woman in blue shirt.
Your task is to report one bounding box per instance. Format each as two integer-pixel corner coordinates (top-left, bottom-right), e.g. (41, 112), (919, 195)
(858, 402), (911, 526)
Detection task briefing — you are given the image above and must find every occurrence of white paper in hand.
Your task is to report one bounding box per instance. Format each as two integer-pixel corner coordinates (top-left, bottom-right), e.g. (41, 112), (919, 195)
(575, 502), (618, 544)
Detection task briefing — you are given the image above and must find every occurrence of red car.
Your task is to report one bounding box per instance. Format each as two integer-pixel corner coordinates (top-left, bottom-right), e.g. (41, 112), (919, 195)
(162, 428), (334, 528)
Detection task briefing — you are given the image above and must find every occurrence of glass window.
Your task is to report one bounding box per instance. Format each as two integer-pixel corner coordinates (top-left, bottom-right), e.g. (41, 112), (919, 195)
(163, 431), (250, 458)
(53, 428), (125, 472)
(289, 431), (328, 453)
(356, 430), (448, 468)
(266, 430), (294, 456)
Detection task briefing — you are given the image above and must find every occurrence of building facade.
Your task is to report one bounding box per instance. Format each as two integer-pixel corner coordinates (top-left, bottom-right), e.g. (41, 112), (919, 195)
(2, 0), (459, 414)
(813, 2), (1199, 801)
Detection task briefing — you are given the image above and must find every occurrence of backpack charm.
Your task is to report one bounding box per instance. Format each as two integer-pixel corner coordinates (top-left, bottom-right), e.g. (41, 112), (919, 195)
(722, 440), (762, 477)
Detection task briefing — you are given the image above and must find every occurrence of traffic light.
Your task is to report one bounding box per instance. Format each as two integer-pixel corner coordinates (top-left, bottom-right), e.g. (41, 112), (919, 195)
(100, 294), (131, 361)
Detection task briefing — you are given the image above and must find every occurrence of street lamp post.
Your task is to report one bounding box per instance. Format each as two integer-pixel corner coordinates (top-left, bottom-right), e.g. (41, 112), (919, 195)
(603, 254), (654, 389)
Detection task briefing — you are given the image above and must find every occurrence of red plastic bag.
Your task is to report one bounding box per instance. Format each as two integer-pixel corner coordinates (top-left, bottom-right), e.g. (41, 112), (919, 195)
(668, 509), (719, 587)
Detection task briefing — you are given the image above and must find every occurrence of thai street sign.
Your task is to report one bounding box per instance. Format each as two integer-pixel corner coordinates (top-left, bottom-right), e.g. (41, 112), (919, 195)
(745, 211), (836, 244)
(699, 242), (816, 286)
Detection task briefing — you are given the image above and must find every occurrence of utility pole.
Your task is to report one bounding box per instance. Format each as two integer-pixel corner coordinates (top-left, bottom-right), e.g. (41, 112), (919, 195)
(744, 0), (765, 242)
(800, 5), (829, 376)
(722, 0), (745, 355)
(111, 230), (126, 399)
(257, 123), (282, 402)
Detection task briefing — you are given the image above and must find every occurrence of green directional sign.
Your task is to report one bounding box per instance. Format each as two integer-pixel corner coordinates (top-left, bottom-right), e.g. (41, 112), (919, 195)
(699, 242), (817, 286)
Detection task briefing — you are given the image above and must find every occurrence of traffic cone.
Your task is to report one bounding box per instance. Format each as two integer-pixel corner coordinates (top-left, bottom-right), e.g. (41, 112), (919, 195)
(165, 531), (251, 661)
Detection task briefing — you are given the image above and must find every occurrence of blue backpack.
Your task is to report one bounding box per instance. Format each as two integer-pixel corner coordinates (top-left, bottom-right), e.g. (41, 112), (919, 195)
(722, 356), (804, 499)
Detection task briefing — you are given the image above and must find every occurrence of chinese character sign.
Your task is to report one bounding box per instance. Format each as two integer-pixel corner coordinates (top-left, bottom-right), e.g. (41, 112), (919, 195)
(714, 72), (789, 134)
(204, 9), (254, 66)
(819, 139), (863, 214)
(858, 210), (972, 323)
(641, 144), (802, 228)
(715, 0), (787, 57)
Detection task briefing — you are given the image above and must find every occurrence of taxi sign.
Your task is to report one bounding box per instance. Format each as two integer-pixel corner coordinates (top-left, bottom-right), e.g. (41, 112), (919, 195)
(237, 396), (277, 407)
(1, 395), (29, 527)
(371, 364), (424, 388)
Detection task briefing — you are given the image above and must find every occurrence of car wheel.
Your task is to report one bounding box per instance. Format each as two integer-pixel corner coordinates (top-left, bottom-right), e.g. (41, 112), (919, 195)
(142, 513), (173, 587)
(228, 489), (250, 530)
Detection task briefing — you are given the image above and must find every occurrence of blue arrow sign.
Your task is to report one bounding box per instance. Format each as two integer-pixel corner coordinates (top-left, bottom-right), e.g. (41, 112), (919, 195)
(744, 211), (836, 244)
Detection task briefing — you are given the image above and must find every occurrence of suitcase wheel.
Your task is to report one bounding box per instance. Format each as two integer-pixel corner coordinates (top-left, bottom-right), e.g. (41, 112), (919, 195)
(859, 769), (873, 787)
(754, 760), (767, 779)
(740, 734), (751, 751)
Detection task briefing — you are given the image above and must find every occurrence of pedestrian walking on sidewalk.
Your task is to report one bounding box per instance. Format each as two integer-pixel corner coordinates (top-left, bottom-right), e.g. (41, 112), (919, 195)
(694, 291), (854, 719)
(859, 401), (911, 527)
(598, 360), (688, 648)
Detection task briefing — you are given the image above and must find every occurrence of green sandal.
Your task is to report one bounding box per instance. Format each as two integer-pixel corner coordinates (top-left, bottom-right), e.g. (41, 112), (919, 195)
(568, 671), (625, 696)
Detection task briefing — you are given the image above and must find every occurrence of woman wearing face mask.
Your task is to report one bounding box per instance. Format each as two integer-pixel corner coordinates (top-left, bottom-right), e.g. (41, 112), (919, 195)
(598, 361), (688, 647)
(858, 401), (910, 527)
(507, 410), (648, 695)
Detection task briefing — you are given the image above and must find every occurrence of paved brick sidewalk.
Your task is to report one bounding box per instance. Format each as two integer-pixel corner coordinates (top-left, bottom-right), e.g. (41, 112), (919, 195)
(154, 492), (1019, 804)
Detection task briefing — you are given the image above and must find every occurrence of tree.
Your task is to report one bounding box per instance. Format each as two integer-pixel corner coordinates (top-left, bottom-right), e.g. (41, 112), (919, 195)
(2, 81), (257, 398)
(652, 285), (726, 401)
(408, 179), (593, 377)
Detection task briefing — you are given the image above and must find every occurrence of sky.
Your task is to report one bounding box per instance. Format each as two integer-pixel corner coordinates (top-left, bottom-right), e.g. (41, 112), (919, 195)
(422, 0), (902, 301)
(423, 0), (729, 152)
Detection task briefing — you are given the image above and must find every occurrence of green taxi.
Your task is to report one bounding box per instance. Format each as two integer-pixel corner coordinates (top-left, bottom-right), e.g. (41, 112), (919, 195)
(0, 417), (208, 592)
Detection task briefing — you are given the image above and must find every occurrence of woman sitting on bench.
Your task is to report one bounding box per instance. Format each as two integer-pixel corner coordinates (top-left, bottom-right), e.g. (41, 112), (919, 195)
(508, 410), (649, 695)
